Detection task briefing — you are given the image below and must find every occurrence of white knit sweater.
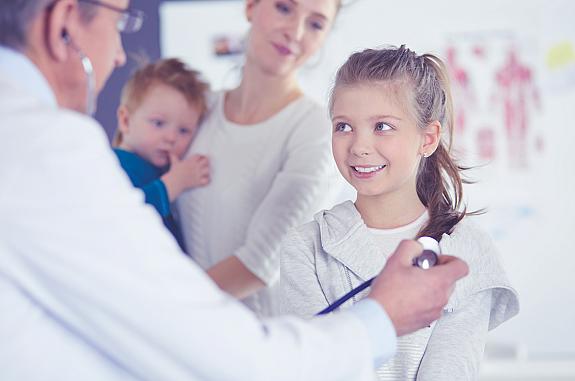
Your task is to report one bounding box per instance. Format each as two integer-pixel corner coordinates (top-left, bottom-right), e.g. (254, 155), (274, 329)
(177, 91), (341, 316)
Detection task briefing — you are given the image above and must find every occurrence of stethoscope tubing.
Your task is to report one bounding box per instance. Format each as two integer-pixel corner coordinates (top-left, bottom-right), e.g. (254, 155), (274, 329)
(316, 239), (440, 316)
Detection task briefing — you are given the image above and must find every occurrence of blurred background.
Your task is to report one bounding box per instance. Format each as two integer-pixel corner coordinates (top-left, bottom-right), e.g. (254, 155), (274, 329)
(96, 1), (575, 379)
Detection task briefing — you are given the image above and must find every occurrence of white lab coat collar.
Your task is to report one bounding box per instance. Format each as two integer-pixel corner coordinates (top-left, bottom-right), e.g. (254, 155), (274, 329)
(0, 45), (57, 108)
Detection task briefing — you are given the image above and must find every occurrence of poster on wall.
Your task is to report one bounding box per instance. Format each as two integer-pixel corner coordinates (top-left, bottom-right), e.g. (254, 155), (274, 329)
(444, 33), (543, 171)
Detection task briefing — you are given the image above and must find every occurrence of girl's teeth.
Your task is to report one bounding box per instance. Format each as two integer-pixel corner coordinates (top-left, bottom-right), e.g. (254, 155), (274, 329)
(354, 165), (384, 173)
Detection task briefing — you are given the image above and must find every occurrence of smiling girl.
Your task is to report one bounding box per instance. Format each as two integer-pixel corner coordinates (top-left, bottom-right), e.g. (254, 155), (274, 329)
(280, 46), (519, 380)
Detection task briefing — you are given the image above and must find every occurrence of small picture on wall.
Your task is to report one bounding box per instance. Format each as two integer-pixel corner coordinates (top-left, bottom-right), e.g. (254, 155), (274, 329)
(212, 34), (245, 57)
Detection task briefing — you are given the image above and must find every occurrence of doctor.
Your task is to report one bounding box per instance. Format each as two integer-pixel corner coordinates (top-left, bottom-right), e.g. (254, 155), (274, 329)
(0, 1), (469, 380)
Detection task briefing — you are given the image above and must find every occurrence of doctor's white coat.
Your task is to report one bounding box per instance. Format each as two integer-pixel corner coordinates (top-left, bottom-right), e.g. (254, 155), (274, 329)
(0, 48), (394, 381)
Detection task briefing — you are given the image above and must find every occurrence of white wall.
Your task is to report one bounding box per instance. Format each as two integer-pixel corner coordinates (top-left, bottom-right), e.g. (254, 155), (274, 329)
(161, 0), (575, 359)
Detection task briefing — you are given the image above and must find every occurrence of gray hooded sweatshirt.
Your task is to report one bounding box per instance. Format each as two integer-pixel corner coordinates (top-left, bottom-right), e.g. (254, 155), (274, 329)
(280, 201), (519, 381)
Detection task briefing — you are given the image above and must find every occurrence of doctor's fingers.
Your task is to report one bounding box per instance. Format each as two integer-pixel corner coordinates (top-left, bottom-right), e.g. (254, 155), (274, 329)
(388, 239), (427, 267)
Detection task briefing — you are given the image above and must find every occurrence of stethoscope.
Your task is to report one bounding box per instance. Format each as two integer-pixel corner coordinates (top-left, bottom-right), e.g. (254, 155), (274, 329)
(62, 31), (97, 116)
(316, 237), (441, 316)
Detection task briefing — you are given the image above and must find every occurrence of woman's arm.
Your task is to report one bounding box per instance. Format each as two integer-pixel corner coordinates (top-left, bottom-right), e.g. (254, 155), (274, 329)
(416, 290), (492, 381)
(207, 256), (265, 299)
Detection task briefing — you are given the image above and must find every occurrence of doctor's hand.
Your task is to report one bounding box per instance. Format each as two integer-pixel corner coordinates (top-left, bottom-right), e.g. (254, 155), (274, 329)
(161, 154), (210, 202)
(367, 239), (468, 337)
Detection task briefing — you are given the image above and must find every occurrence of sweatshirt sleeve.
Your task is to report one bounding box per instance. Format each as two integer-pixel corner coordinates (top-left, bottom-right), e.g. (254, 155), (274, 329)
(416, 290), (492, 381)
(280, 226), (331, 318)
(440, 219), (519, 329)
(234, 104), (338, 285)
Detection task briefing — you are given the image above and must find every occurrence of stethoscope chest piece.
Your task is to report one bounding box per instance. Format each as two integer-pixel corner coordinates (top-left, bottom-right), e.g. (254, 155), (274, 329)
(413, 236), (441, 270)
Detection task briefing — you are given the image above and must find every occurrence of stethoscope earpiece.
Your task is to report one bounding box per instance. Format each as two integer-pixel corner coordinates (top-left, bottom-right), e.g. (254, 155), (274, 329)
(61, 30), (71, 45)
(58, 30), (96, 116)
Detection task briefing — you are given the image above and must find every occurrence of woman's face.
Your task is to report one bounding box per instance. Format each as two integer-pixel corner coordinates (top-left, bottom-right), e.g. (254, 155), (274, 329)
(245, 0), (338, 78)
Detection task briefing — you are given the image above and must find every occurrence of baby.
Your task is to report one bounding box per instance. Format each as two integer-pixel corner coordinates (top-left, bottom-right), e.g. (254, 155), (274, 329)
(113, 58), (210, 254)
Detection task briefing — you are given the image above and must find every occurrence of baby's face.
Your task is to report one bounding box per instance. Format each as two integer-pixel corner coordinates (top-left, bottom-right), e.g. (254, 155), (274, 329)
(119, 83), (201, 167)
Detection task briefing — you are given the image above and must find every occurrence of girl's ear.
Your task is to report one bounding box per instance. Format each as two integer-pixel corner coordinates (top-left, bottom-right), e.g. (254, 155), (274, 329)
(421, 120), (441, 157)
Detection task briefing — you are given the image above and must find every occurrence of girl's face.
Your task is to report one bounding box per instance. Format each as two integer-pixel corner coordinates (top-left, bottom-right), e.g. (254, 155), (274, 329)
(245, 0), (338, 78)
(331, 82), (439, 202)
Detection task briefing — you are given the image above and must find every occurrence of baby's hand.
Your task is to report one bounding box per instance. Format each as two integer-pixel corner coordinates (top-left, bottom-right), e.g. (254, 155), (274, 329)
(161, 154), (210, 201)
(175, 154), (210, 188)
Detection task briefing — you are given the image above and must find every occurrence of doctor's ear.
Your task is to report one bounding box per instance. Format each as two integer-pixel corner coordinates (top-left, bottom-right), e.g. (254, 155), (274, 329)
(45, 0), (77, 61)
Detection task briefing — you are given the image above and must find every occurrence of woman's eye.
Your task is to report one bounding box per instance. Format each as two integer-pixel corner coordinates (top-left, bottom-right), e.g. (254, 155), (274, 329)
(309, 20), (324, 31)
(375, 122), (392, 132)
(335, 122), (352, 132)
(275, 1), (290, 14)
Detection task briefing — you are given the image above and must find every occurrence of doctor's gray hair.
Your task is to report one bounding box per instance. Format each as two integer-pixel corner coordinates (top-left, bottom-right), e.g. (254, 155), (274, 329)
(0, 0), (97, 49)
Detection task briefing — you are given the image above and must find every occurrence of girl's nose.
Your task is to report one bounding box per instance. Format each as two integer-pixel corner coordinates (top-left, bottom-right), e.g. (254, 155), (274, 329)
(350, 135), (373, 157)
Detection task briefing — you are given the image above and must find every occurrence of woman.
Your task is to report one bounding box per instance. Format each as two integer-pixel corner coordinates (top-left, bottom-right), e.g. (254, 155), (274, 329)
(177, 0), (341, 316)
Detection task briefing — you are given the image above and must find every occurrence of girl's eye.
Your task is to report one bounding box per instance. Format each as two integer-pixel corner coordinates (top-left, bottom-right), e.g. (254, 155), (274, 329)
(179, 127), (192, 135)
(275, 1), (290, 14)
(150, 119), (165, 128)
(375, 122), (393, 132)
(335, 122), (352, 132)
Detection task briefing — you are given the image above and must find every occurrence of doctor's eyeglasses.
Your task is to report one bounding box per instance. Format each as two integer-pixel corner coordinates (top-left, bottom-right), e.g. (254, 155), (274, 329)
(78, 0), (145, 33)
